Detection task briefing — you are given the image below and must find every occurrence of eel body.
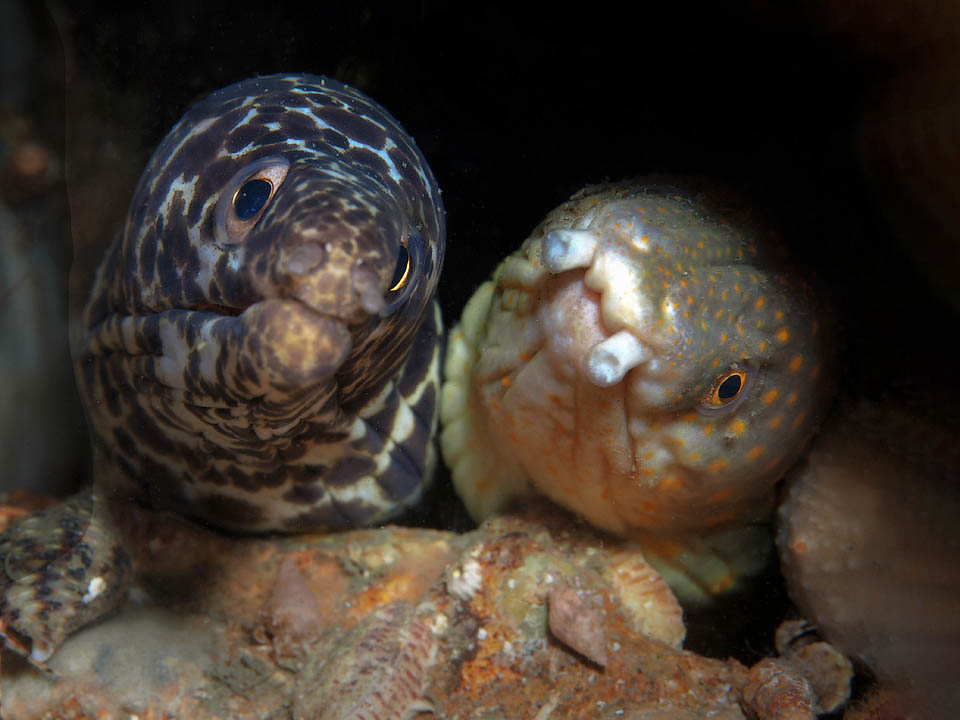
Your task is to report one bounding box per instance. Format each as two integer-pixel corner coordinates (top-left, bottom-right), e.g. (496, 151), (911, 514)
(1, 73), (445, 664)
(441, 180), (834, 600)
(81, 73), (445, 532)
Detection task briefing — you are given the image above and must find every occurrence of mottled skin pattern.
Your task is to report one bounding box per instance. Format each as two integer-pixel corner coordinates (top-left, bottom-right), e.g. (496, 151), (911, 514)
(441, 180), (833, 601)
(0, 73), (444, 665)
(81, 73), (444, 531)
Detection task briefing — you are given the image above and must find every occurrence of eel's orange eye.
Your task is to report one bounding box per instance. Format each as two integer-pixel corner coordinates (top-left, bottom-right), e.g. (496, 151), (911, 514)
(704, 369), (748, 407)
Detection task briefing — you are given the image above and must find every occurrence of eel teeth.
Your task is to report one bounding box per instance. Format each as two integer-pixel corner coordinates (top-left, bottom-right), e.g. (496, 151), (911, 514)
(585, 330), (648, 387)
(542, 229), (599, 273)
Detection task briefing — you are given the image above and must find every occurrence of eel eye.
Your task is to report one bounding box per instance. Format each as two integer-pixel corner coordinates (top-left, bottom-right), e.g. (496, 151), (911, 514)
(233, 179), (273, 221)
(701, 368), (750, 410)
(383, 229), (422, 315)
(215, 155), (290, 245)
(389, 242), (411, 292)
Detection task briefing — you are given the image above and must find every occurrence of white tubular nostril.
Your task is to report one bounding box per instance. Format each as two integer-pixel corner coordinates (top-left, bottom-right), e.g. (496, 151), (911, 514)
(585, 330), (648, 387)
(542, 229), (599, 273)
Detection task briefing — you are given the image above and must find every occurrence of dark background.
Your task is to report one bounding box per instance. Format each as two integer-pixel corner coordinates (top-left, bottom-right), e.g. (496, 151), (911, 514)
(65, 2), (866, 326)
(52, 0), (958, 400)
(11, 0), (958, 669)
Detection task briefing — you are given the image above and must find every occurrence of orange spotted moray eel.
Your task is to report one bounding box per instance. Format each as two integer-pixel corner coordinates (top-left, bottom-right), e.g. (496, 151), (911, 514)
(0, 74), (444, 666)
(440, 180), (835, 603)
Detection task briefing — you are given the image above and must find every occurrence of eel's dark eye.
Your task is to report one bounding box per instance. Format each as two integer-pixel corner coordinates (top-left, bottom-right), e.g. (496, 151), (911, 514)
(389, 243), (411, 292)
(716, 373), (742, 400)
(215, 155), (290, 245)
(702, 368), (749, 409)
(233, 179), (273, 221)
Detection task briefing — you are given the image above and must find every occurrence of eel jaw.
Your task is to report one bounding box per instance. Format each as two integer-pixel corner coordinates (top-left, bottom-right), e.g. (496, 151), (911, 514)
(239, 298), (354, 390)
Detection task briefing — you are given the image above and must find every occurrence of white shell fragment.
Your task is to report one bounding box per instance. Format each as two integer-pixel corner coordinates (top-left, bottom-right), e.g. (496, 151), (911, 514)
(446, 557), (484, 601)
(82, 576), (107, 605)
(585, 330), (648, 387)
(542, 229), (599, 273)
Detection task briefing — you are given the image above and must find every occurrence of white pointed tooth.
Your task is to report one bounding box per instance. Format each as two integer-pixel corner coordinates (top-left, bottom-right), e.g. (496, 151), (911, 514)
(585, 330), (648, 387)
(542, 229), (599, 273)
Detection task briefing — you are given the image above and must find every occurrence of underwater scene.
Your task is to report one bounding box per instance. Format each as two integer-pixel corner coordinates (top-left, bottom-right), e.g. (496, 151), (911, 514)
(1, 1), (958, 718)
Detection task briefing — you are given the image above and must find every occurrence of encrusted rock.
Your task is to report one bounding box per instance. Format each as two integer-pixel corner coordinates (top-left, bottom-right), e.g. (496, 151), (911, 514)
(0, 499), (767, 719)
(547, 584), (608, 667)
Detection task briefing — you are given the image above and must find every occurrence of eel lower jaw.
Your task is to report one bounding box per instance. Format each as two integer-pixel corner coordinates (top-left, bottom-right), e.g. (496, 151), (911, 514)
(236, 298), (354, 388)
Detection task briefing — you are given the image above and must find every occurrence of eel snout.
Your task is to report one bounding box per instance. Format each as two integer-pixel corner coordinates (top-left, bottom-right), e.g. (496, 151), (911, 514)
(538, 207), (673, 391)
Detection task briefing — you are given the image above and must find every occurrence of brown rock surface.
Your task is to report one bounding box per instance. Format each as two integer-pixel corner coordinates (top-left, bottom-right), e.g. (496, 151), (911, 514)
(0, 500), (775, 719)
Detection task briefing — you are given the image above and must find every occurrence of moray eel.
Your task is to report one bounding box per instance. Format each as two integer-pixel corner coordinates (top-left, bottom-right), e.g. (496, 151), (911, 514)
(441, 180), (833, 602)
(84, 73), (445, 531)
(0, 73), (444, 664)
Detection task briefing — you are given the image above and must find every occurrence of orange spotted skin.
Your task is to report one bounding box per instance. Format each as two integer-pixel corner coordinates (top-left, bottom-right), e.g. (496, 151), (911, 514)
(441, 180), (835, 543)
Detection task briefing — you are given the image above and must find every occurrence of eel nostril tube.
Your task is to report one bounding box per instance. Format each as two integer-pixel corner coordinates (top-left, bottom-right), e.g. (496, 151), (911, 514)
(542, 229), (599, 273)
(585, 330), (649, 386)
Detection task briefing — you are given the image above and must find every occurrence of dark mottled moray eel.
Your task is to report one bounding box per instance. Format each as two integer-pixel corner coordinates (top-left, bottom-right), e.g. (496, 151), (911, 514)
(441, 180), (835, 603)
(0, 73), (444, 665)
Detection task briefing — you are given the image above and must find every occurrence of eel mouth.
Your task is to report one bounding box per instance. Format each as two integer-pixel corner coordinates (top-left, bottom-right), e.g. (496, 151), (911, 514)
(243, 296), (355, 388)
(280, 251), (387, 325)
(187, 262), (385, 327)
(190, 302), (244, 318)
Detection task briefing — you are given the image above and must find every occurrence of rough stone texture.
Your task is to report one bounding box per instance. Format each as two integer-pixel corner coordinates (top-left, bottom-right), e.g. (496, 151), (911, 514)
(0, 500), (773, 719)
(3, 2), (959, 718)
(740, 620), (852, 720)
(778, 402), (960, 720)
